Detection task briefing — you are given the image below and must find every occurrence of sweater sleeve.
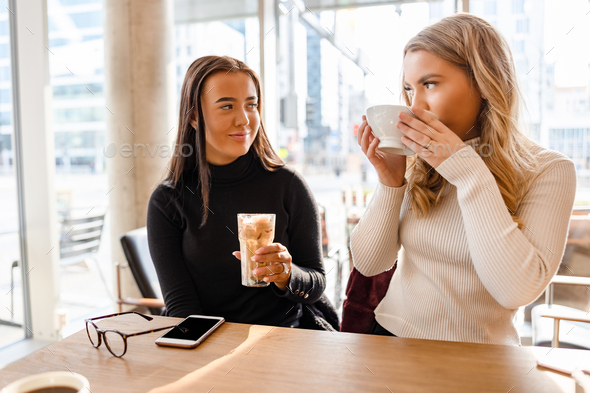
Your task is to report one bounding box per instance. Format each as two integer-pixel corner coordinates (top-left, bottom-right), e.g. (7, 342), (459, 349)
(350, 180), (407, 277)
(435, 145), (577, 309)
(146, 185), (204, 317)
(271, 170), (326, 304)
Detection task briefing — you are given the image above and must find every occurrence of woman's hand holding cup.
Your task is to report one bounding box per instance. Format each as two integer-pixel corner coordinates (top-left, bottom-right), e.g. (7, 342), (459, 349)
(358, 114), (407, 188)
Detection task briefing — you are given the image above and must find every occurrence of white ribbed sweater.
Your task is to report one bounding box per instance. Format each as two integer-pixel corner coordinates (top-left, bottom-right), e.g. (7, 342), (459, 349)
(351, 137), (577, 346)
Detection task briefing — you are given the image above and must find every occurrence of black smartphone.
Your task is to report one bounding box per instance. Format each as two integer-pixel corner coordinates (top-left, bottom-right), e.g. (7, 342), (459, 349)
(155, 315), (225, 348)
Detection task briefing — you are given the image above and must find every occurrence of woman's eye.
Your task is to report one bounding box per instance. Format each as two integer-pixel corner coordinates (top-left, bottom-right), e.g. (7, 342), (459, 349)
(221, 105), (232, 110)
(249, 103), (258, 108)
(404, 86), (414, 95)
(425, 82), (436, 89)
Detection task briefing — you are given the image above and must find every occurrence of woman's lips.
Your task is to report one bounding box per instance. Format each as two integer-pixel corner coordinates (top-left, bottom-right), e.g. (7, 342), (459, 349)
(229, 132), (249, 142)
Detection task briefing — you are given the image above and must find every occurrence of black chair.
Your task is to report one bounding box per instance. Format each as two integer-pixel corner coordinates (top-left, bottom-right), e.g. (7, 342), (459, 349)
(118, 227), (165, 315)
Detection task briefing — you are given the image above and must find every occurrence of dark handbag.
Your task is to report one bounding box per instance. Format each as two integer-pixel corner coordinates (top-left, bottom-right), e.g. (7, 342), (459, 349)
(340, 263), (396, 334)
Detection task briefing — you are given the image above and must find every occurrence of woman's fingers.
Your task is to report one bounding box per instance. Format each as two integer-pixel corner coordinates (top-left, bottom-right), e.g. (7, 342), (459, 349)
(232, 251), (241, 260)
(255, 243), (286, 255)
(357, 116), (366, 147)
(253, 262), (287, 276)
(398, 121), (432, 148)
(360, 123), (374, 155)
(366, 135), (380, 159)
(252, 243), (291, 280)
(252, 243), (291, 274)
(251, 250), (290, 264)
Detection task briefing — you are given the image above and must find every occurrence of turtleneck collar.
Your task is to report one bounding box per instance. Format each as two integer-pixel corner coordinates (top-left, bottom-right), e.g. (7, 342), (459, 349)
(208, 148), (257, 184)
(464, 135), (481, 148)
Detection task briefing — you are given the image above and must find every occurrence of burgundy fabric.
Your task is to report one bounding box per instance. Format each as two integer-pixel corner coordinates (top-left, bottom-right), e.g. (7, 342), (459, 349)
(340, 264), (396, 334)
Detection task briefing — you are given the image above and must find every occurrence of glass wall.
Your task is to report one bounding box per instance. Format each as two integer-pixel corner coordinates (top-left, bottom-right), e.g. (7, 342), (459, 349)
(468, 0), (590, 198)
(174, 18), (260, 97)
(0, 0), (25, 349)
(274, 3), (434, 305)
(47, 0), (112, 337)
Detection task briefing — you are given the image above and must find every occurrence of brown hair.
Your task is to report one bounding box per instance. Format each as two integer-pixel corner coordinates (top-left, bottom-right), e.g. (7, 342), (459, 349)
(164, 55), (283, 227)
(401, 13), (538, 229)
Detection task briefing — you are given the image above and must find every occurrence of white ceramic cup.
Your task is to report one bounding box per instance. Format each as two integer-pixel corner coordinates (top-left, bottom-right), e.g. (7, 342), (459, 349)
(366, 104), (439, 156)
(1, 371), (90, 393)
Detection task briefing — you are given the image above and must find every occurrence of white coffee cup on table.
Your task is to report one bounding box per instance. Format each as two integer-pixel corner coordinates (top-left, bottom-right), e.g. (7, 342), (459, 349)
(1, 371), (89, 393)
(366, 104), (439, 156)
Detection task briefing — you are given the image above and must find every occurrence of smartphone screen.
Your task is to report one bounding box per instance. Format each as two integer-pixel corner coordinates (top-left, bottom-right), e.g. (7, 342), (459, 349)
(161, 316), (222, 341)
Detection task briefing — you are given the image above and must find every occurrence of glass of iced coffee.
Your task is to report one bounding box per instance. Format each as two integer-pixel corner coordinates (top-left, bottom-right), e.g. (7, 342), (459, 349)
(237, 213), (276, 287)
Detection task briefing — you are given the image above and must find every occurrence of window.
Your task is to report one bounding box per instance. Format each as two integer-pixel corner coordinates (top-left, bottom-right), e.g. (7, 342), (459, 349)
(0, 66), (10, 81)
(69, 11), (102, 29)
(484, 0), (497, 15)
(0, 111), (11, 125)
(516, 58), (529, 74)
(55, 130), (98, 149)
(0, 89), (11, 104)
(50, 38), (70, 47)
(512, 0), (525, 14)
(83, 34), (102, 41)
(516, 18), (529, 34)
(53, 83), (104, 99)
(53, 107), (105, 123)
(47, 0), (112, 343)
(512, 39), (525, 54)
(0, 0), (28, 352)
(49, 18), (59, 32)
(0, 43), (9, 58)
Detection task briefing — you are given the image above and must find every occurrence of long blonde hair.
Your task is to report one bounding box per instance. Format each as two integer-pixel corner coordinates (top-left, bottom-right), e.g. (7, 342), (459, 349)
(402, 13), (538, 229)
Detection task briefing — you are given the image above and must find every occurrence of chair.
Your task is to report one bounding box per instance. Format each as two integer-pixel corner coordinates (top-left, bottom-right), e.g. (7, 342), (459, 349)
(59, 212), (112, 300)
(318, 204), (349, 309)
(117, 227), (165, 315)
(342, 187), (373, 272)
(530, 213), (590, 348)
(532, 275), (590, 348)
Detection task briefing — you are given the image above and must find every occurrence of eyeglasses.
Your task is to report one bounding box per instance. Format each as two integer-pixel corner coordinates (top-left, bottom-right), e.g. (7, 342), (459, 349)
(84, 311), (187, 358)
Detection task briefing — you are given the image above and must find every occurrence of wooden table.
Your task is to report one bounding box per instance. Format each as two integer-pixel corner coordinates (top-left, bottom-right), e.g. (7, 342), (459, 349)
(0, 315), (576, 392)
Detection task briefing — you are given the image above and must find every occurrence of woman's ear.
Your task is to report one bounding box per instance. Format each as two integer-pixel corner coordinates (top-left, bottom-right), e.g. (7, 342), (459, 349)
(189, 118), (197, 129)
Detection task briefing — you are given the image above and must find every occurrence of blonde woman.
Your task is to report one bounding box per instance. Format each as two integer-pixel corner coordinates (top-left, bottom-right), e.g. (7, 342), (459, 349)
(352, 13), (576, 345)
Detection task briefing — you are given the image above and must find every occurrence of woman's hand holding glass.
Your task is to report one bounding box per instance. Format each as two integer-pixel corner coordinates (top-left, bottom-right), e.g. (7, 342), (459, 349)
(233, 243), (292, 291)
(358, 114), (407, 188)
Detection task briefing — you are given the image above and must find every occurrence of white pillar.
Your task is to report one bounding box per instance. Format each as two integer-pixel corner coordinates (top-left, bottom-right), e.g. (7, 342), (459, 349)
(104, 0), (176, 304)
(11, 0), (59, 340)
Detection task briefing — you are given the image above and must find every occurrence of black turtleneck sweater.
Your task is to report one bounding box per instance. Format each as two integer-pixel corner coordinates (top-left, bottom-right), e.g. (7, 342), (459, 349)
(146, 149), (326, 327)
